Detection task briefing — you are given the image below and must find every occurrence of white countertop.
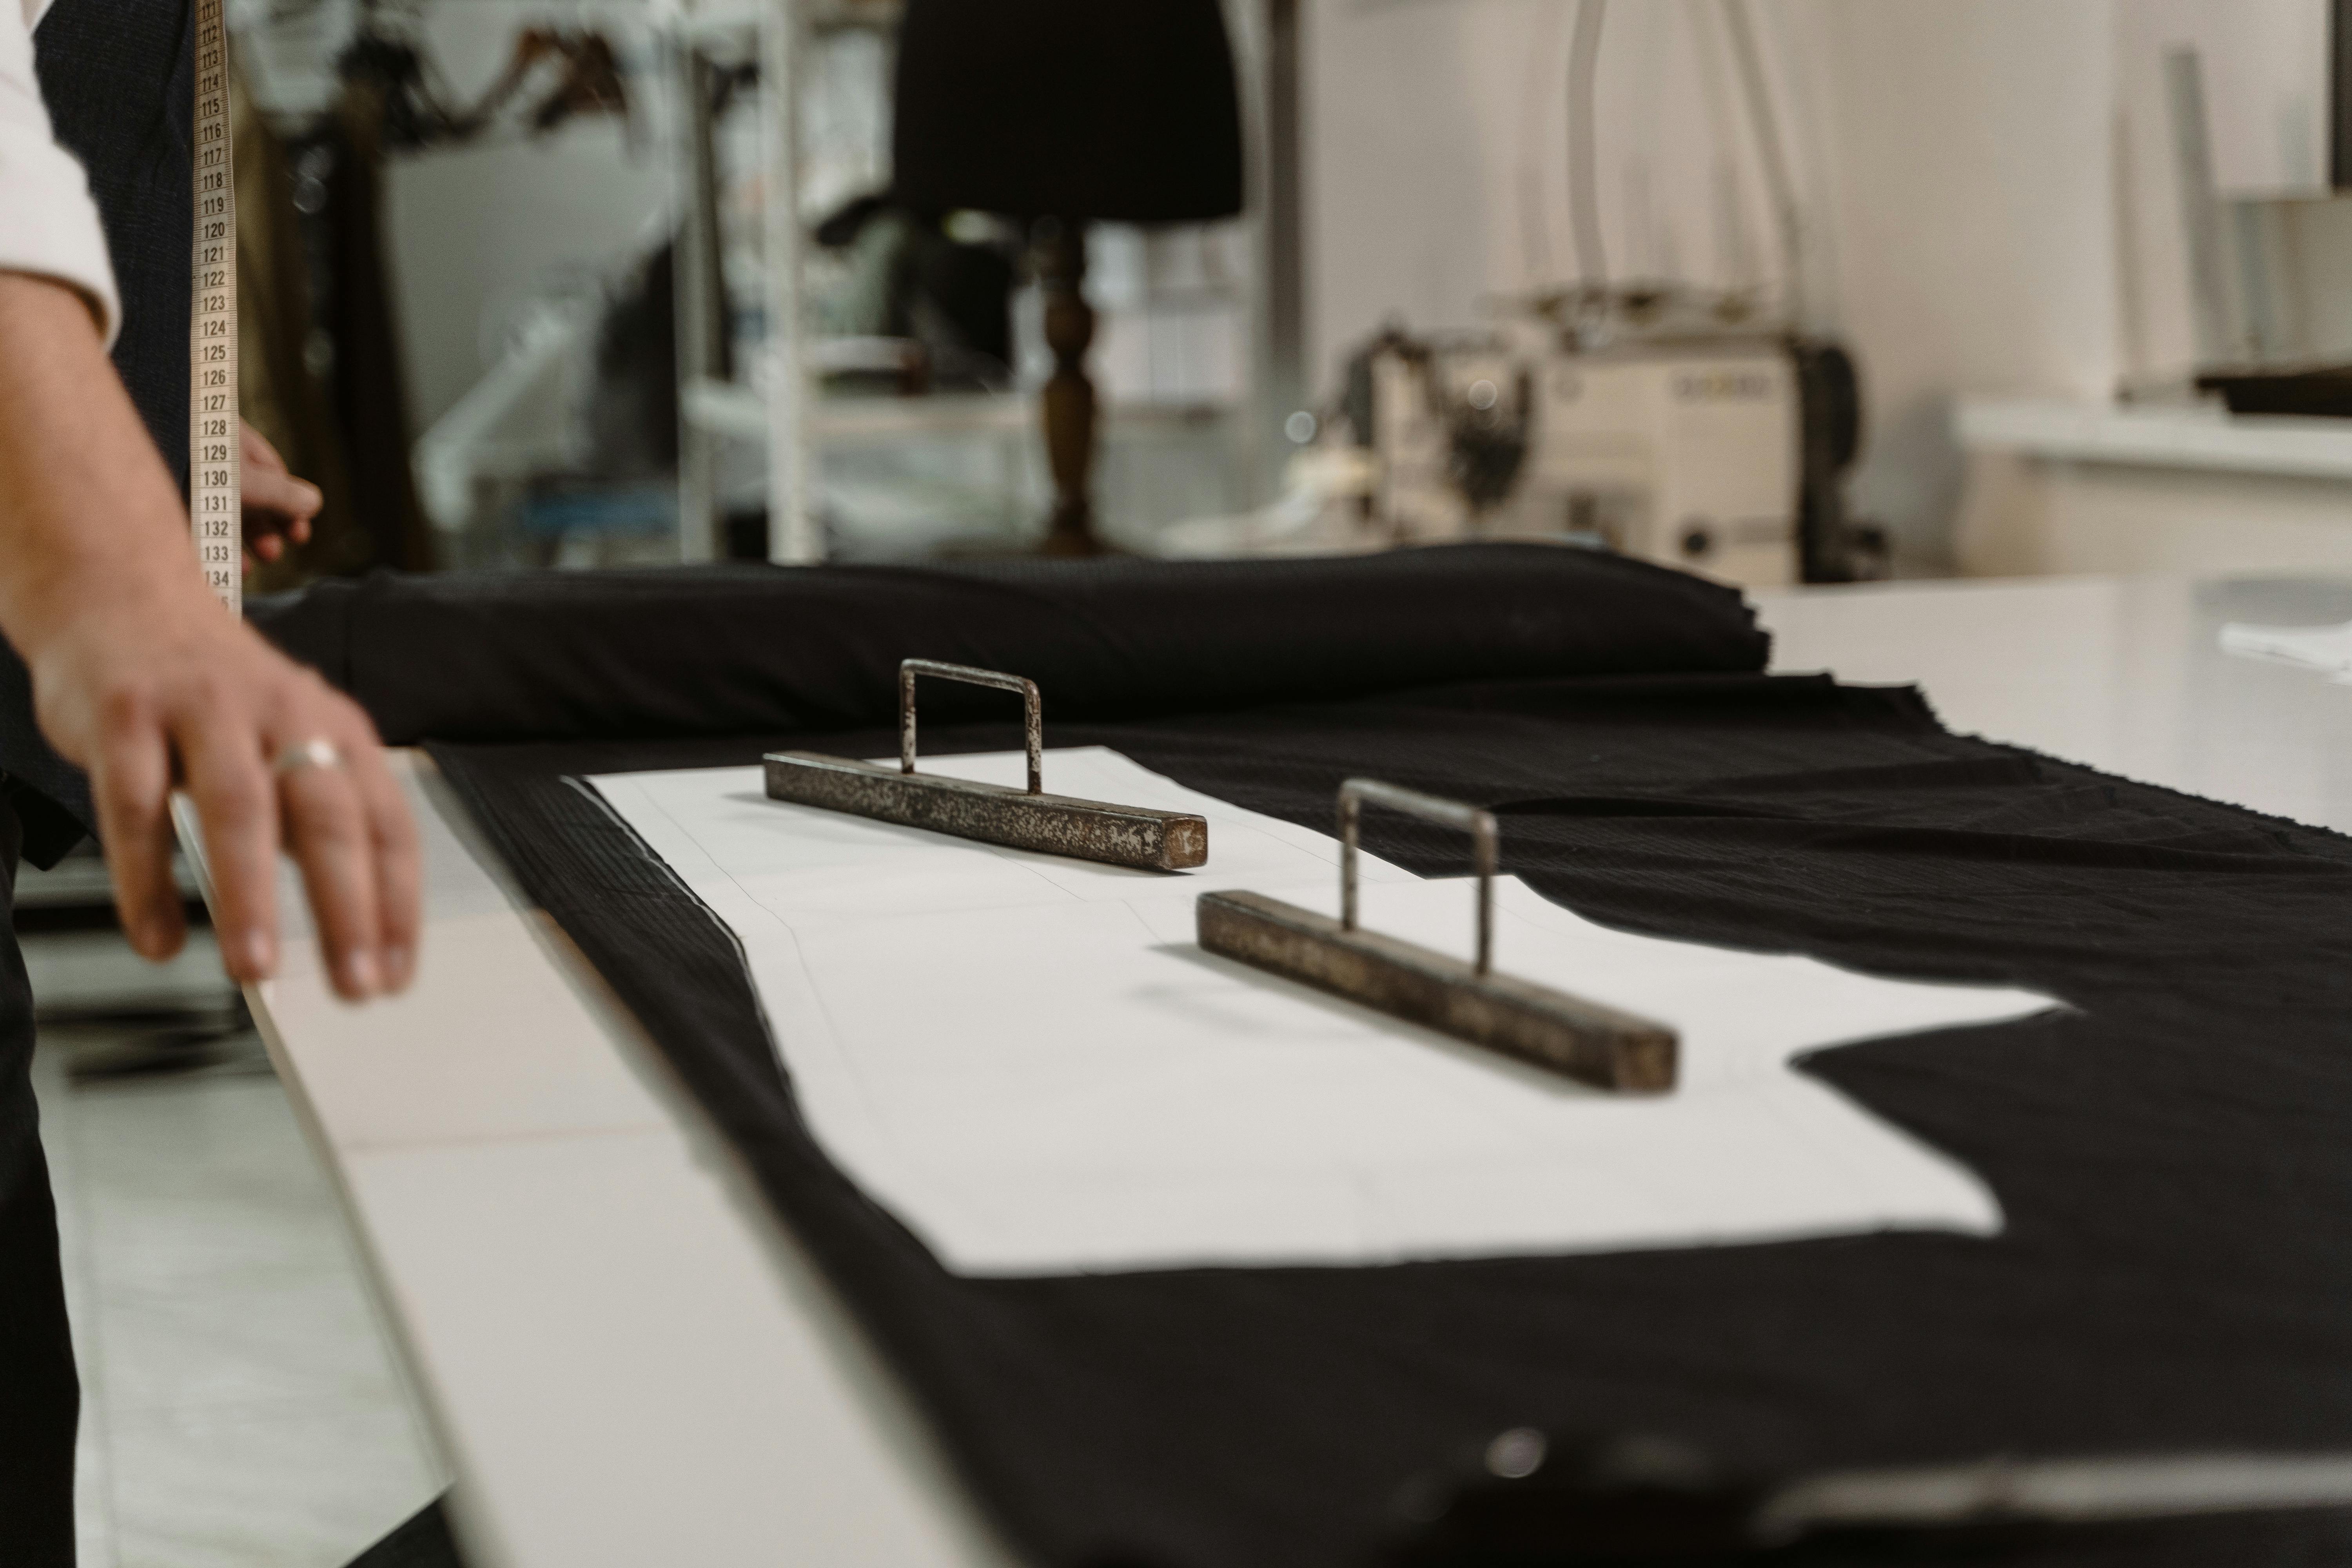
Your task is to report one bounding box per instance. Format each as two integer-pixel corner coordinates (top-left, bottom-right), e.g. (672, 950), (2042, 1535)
(1955, 396), (2352, 481)
(244, 757), (1022, 1568)
(1754, 573), (2352, 834)
(249, 572), (2352, 1565)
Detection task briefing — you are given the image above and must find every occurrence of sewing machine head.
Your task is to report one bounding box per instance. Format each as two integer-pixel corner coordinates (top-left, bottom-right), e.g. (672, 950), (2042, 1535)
(1361, 332), (1802, 589)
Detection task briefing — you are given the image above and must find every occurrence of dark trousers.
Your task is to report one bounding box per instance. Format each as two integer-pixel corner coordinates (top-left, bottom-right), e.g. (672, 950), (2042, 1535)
(0, 784), (459, 1568)
(0, 799), (79, 1566)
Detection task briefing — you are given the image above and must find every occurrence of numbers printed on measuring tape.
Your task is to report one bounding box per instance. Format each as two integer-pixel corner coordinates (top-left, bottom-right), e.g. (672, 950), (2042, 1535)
(186, 0), (239, 613)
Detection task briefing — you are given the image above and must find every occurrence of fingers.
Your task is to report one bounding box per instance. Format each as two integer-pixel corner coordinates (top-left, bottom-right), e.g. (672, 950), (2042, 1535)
(65, 608), (416, 1004)
(239, 420), (288, 474)
(89, 691), (184, 960)
(241, 463), (321, 545)
(238, 426), (319, 566)
(344, 738), (421, 992)
(277, 750), (383, 999)
(176, 700), (281, 984)
(269, 690), (418, 1000)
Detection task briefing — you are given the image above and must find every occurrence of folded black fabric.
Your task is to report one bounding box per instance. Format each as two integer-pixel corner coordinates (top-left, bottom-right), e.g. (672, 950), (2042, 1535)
(250, 545), (1767, 744)
(430, 670), (2352, 1568)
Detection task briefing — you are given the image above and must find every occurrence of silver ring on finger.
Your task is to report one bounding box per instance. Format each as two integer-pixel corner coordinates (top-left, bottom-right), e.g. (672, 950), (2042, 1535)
(271, 737), (346, 779)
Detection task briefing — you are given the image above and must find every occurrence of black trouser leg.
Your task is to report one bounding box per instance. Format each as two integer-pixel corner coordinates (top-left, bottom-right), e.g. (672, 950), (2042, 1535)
(0, 799), (78, 1567)
(346, 1496), (466, 1568)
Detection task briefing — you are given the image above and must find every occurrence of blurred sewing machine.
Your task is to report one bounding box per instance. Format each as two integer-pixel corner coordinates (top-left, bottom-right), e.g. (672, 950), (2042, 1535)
(1349, 324), (1877, 588)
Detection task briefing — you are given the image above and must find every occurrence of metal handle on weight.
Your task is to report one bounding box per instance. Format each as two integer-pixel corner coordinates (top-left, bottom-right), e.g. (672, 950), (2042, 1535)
(1338, 779), (1499, 976)
(898, 660), (1044, 795)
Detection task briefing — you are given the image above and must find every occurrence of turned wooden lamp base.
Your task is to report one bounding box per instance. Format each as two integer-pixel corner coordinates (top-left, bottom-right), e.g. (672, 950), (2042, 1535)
(1034, 219), (1104, 557)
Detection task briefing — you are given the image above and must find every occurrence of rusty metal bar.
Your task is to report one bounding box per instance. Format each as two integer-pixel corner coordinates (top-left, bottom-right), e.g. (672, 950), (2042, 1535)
(765, 662), (1207, 871)
(1198, 779), (1676, 1092)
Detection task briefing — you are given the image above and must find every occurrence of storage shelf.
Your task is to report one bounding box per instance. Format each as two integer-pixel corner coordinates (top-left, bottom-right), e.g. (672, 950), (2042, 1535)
(1956, 396), (2352, 482)
(682, 377), (1230, 446)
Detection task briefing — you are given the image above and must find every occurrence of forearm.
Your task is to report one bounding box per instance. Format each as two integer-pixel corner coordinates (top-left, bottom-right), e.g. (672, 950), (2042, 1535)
(0, 269), (416, 995)
(0, 272), (209, 664)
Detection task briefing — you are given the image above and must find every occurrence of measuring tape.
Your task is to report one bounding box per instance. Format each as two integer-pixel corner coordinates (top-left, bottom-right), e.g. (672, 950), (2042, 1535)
(189, 0), (240, 613)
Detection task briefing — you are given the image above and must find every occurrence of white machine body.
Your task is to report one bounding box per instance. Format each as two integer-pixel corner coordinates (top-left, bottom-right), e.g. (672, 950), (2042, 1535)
(1368, 336), (1801, 589)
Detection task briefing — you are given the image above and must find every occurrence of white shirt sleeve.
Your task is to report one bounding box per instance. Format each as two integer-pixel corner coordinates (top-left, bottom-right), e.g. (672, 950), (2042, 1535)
(0, 0), (123, 346)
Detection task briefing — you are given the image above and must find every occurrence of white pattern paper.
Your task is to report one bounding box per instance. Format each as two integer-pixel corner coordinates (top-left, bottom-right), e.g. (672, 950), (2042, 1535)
(591, 748), (2053, 1276)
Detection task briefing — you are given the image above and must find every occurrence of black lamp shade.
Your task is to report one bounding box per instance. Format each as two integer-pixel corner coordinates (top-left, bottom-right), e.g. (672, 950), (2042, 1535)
(891, 0), (1245, 224)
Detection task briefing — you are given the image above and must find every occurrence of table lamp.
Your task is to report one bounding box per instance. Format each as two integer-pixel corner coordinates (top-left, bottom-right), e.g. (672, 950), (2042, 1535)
(892, 0), (1245, 554)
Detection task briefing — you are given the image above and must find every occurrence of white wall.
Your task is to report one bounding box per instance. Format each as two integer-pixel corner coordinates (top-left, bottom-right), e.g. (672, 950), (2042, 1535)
(1301, 0), (2169, 571)
(381, 5), (670, 435)
(1305, 0), (1502, 375)
(2112, 0), (2333, 377)
(1305, 0), (1808, 366)
(1793, 0), (2120, 571)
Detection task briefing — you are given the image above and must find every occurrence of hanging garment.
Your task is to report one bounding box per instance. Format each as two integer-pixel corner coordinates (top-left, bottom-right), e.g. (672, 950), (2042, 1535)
(320, 60), (432, 571)
(233, 56), (370, 590)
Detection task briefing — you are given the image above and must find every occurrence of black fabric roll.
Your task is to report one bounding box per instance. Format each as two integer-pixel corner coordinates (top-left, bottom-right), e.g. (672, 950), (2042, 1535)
(250, 546), (1769, 745)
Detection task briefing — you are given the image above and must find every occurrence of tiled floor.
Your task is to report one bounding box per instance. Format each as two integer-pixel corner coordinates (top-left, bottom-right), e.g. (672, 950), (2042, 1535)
(26, 926), (445, 1568)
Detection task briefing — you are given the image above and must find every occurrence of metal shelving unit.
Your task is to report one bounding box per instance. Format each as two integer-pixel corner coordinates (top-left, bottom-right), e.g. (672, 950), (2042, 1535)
(670, 0), (843, 562)
(666, 0), (1305, 564)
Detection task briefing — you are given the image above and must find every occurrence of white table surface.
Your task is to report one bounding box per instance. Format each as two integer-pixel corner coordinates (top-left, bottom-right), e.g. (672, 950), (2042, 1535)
(247, 760), (1024, 1568)
(247, 572), (2352, 1566)
(1752, 573), (2352, 836)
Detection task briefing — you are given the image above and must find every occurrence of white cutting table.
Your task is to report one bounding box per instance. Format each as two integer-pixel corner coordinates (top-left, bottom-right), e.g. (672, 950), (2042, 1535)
(247, 573), (2352, 1567)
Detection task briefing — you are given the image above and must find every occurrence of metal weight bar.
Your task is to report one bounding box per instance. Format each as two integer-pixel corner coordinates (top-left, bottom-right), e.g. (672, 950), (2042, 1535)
(766, 660), (1208, 871)
(1198, 777), (1677, 1092)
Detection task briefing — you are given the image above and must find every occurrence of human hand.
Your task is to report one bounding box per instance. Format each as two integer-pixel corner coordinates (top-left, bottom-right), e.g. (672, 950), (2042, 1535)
(0, 271), (414, 1004)
(28, 583), (420, 1001)
(240, 422), (319, 568)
